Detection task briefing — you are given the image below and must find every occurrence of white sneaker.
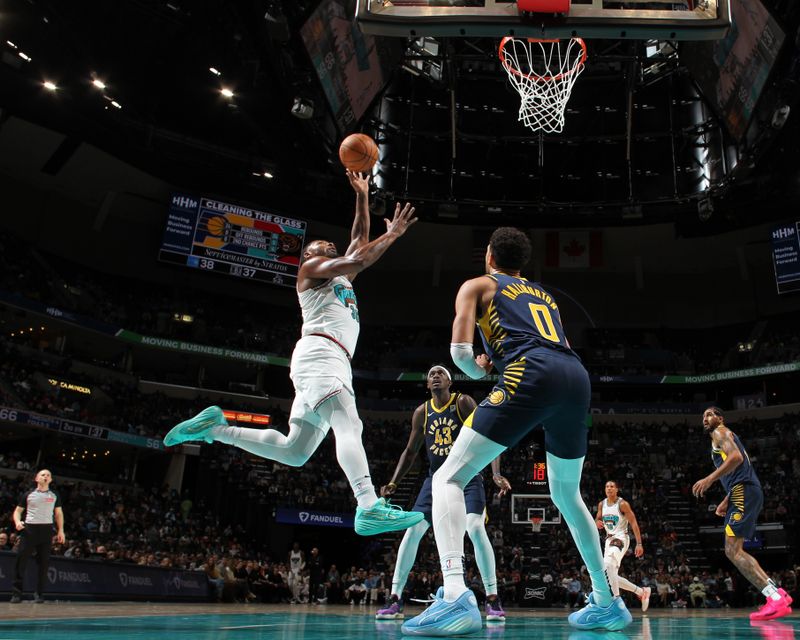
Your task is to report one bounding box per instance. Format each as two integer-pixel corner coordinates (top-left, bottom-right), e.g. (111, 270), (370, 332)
(639, 587), (651, 613)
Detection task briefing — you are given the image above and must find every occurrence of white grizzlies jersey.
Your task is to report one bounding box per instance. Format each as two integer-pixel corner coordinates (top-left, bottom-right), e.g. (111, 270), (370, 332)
(602, 498), (629, 540)
(298, 275), (360, 357)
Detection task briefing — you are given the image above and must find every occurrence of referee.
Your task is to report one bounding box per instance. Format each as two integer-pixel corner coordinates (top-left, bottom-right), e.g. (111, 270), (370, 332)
(11, 469), (65, 603)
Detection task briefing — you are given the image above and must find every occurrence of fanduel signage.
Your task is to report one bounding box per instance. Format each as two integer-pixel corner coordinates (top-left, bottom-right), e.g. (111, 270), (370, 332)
(275, 507), (354, 528)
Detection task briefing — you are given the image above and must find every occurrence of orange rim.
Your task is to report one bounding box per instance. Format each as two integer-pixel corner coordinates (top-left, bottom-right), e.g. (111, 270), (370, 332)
(498, 36), (587, 83)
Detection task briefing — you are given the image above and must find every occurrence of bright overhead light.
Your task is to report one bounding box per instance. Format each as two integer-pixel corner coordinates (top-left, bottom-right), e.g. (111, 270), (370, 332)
(6, 40), (17, 49)
(92, 78), (106, 89)
(18, 51), (31, 62)
(263, 171), (274, 179)
(220, 87), (234, 98)
(110, 100), (122, 109)
(43, 81), (57, 91)
(209, 67), (221, 76)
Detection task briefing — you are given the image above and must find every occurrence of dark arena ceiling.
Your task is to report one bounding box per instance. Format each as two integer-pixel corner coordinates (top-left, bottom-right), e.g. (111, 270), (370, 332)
(1, 0), (799, 232)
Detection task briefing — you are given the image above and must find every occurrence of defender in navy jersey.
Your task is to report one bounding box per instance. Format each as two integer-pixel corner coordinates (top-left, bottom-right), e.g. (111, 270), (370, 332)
(378, 365), (511, 622)
(692, 407), (792, 621)
(403, 228), (630, 637)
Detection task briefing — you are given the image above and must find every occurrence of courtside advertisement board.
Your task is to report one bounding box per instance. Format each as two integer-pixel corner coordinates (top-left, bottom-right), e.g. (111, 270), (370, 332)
(159, 193), (306, 288)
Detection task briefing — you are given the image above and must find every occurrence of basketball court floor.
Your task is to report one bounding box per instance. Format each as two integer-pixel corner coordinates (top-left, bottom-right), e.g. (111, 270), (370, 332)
(0, 603), (795, 639)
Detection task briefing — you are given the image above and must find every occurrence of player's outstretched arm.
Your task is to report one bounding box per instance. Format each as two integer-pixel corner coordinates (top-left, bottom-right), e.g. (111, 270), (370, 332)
(299, 202), (416, 283)
(344, 170), (370, 257)
(380, 404), (426, 497)
(692, 427), (743, 497)
(620, 500), (644, 557)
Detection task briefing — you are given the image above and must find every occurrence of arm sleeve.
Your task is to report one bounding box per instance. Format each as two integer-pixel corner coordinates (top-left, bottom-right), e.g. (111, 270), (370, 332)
(17, 492), (27, 509)
(450, 343), (488, 380)
(54, 491), (62, 508)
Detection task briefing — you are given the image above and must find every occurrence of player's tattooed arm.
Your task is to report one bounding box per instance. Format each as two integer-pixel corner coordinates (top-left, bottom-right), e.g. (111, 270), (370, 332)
(692, 427), (743, 497)
(620, 500), (644, 557)
(381, 404), (426, 497)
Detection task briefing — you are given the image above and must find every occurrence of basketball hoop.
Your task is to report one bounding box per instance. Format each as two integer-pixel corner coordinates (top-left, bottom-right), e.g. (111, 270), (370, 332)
(498, 36), (587, 133)
(529, 516), (543, 533)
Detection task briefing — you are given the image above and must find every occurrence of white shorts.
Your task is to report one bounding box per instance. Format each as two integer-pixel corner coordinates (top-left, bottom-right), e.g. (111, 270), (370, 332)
(290, 335), (354, 414)
(603, 535), (630, 568)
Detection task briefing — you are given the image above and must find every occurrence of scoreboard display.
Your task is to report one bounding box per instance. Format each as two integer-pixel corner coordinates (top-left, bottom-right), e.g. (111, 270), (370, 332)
(159, 193), (307, 288)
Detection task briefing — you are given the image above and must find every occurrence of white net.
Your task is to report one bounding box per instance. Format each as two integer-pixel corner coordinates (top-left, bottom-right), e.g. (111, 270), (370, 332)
(530, 517), (543, 533)
(499, 37), (587, 134)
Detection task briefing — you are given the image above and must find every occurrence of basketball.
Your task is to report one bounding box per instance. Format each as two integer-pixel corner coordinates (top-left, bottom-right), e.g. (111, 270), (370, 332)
(339, 133), (379, 173)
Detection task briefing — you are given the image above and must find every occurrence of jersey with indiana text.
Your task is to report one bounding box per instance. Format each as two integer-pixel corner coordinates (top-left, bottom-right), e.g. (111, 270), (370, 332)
(298, 275), (360, 357)
(712, 430), (761, 494)
(424, 393), (467, 474)
(477, 274), (576, 373)
(602, 498), (629, 540)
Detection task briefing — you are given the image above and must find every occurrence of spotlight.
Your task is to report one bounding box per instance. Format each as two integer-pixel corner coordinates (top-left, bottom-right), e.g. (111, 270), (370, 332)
(209, 67), (221, 76)
(291, 96), (314, 119)
(18, 51), (31, 62)
(110, 100), (122, 109)
(92, 78), (106, 90)
(221, 87), (234, 98)
(43, 81), (57, 91)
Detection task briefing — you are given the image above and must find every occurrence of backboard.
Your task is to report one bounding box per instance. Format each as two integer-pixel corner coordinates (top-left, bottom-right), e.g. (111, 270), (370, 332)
(356, 0), (731, 41)
(510, 493), (562, 527)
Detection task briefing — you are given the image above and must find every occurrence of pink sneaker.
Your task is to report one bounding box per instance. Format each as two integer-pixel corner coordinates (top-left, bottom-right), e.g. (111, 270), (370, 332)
(376, 595), (404, 620)
(750, 594), (793, 621)
(779, 589), (794, 607)
(638, 586), (652, 613)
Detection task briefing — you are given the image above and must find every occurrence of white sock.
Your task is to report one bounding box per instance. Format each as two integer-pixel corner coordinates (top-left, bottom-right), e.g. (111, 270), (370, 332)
(391, 519), (430, 597)
(618, 576), (643, 596)
(547, 453), (614, 608)
(317, 393), (378, 509)
(432, 429), (505, 602)
(763, 580), (781, 601)
(466, 512), (498, 596)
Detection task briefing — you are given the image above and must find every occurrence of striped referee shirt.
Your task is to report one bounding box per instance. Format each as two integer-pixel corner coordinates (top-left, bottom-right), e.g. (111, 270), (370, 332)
(17, 489), (61, 525)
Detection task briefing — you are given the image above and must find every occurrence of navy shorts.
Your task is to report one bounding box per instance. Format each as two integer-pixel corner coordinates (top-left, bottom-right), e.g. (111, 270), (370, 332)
(725, 482), (763, 540)
(413, 473), (486, 524)
(466, 347), (590, 459)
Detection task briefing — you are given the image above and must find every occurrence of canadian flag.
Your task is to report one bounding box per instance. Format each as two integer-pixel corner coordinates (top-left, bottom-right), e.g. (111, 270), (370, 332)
(545, 231), (603, 269)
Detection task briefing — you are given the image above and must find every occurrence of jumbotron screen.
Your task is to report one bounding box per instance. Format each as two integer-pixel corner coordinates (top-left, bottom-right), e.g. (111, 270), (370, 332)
(158, 193), (307, 288)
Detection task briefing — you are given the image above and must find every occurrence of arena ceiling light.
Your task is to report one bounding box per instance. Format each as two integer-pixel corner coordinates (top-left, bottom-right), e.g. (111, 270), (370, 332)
(6, 40), (17, 49)
(43, 80), (57, 91)
(209, 66), (221, 76)
(18, 51), (31, 62)
(220, 87), (234, 98)
(92, 78), (106, 90)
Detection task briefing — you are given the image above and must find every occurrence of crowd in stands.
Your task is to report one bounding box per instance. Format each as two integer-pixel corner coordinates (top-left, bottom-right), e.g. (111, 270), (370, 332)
(2, 409), (796, 608)
(3, 230), (800, 379)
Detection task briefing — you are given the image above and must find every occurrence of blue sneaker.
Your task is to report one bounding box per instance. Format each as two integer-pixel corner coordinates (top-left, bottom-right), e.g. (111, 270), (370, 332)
(401, 589), (482, 636)
(568, 592), (632, 631)
(163, 406), (227, 446)
(354, 499), (425, 536)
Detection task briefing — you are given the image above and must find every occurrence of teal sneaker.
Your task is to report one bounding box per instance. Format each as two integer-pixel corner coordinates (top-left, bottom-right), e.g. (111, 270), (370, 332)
(163, 406), (227, 446)
(354, 499), (425, 536)
(401, 589), (482, 636)
(568, 592), (632, 631)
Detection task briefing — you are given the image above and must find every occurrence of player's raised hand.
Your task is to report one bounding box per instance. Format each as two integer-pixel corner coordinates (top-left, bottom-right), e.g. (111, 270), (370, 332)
(385, 202), (417, 237)
(476, 353), (493, 374)
(346, 170), (369, 196)
(635, 544), (644, 558)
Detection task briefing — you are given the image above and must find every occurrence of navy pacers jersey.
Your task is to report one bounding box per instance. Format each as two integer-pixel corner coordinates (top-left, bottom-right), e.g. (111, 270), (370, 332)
(711, 431), (761, 493)
(424, 393), (466, 473)
(477, 274), (576, 373)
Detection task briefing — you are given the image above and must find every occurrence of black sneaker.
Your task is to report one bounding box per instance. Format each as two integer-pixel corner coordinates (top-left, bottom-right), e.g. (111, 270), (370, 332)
(34, 593), (44, 603)
(10, 594), (22, 604)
